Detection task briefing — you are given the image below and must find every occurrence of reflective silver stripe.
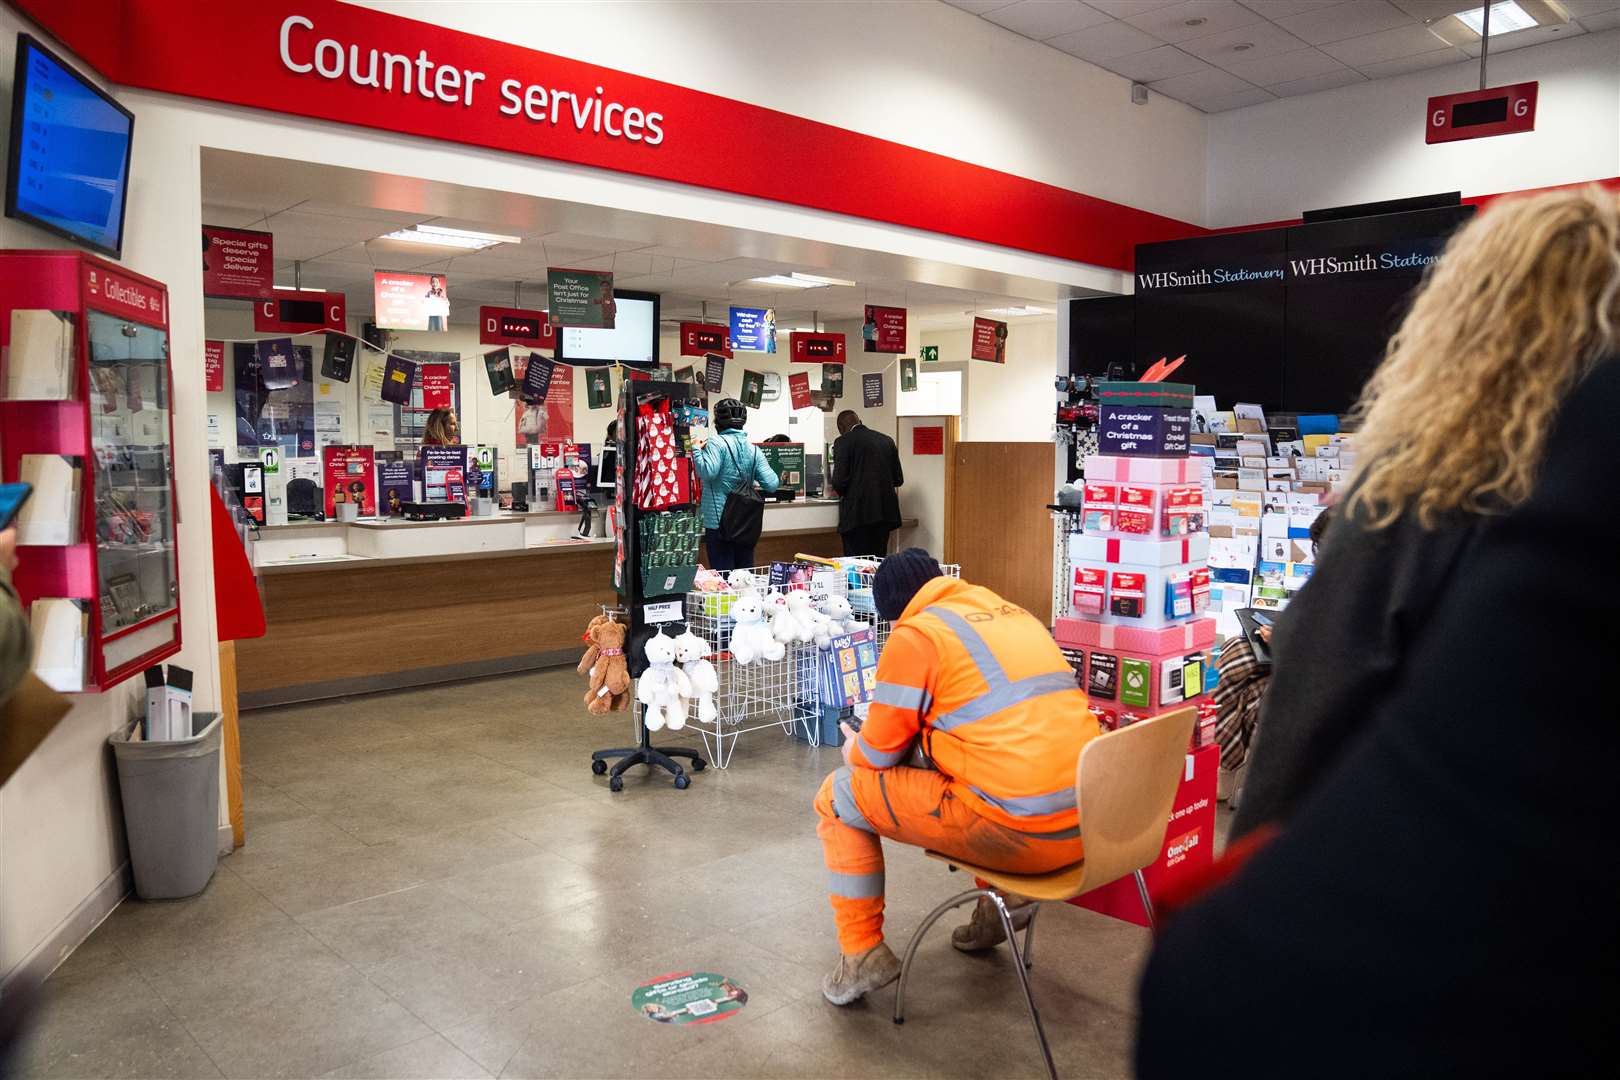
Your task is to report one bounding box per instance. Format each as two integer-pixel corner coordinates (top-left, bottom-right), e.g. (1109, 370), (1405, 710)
(856, 733), (907, 768)
(1015, 824), (1082, 841)
(969, 785), (1077, 818)
(832, 767), (874, 832)
(932, 671), (1081, 733)
(923, 606), (1008, 690)
(827, 869), (885, 899)
(873, 682), (927, 711)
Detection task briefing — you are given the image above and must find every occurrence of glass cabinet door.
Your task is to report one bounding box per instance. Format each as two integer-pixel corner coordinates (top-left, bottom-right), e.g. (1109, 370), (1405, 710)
(86, 309), (177, 635)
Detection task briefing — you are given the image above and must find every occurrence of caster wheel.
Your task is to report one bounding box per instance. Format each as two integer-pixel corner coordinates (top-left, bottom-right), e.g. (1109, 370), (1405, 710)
(673, 773), (691, 790)
(609, 775), (624, 792)
(591, 759), (607, 776)
(690, 759), (707, 773)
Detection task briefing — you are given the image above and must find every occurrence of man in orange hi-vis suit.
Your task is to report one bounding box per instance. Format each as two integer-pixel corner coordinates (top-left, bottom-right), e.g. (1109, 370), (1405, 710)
(815, 548), (1096, 1005)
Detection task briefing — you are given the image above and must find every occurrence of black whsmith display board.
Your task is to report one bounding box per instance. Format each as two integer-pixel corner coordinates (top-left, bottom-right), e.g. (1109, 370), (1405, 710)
(1073, 203), (1475, 413)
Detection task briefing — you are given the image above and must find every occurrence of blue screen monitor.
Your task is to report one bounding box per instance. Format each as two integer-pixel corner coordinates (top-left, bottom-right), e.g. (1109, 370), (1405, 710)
(6, 34), (135, 258)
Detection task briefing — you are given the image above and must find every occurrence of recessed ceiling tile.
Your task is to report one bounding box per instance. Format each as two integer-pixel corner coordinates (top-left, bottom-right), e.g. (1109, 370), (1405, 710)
(1578, 9), (1620, 29)
(1387, 1), (1477, 19)
(1459, 22), (1587, 54)
(1124, 0), (1266, 42)
(1148, 66), (1256, 100)
(1270, 67), (1370, 95)
(983, 0), (1113, 40)
(1237, 0), (1341, 16)
(1354, 46), (1467, 77)
(1100, 44), (1213, 80)
(943, 0), (1017, 13)
(1276, 0), (1415, 45)
(1047, 19), (1165, 60)
(1558, 0), (1619, 14)
(201, 204), (267, 228)
(1181, 20), (1311, 62)
(1320, 22), (1455, 65)
(1088, 0), (1179, 17)
(1224, 46), (1347, 84)
(1197, 86), (1279, 111)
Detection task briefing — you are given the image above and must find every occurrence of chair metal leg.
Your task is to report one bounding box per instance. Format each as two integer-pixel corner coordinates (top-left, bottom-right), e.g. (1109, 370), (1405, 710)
(1134, 869), (1156, 934)
(1021, 903), (1041, 970)
(989, 893), (1058, 1080)
(893, 888), (988, 1026)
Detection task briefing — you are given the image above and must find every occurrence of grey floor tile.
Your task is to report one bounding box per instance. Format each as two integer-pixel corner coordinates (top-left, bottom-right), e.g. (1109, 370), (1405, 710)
(320, 1033), (492, 1079)
(223, 815), (370, 875)
(125, 922), (358, 1025)
(376, 820), (544, 883)
(232, 846), (427, 918)
(437, 852), (604, 927)
(96, 871), (292, 966)
(296, 881), (503, 969)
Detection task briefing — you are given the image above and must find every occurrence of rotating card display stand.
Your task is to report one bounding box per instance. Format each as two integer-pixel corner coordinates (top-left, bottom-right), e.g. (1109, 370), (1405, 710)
(589, 379), (708, 791)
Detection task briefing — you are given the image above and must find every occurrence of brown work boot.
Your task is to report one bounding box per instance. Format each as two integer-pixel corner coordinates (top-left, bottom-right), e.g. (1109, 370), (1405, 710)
(951, 894), (1035, 953)
(821, 942), (902, 1006)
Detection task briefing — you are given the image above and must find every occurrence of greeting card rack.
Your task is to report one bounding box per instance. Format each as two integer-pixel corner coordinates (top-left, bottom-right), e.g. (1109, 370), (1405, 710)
(589, 378), (708, 791)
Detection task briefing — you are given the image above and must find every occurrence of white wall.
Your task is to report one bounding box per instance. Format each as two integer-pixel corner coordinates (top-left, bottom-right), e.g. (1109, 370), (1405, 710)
(1207, 31), (1620, 227)
(921, 318), (1059, 443)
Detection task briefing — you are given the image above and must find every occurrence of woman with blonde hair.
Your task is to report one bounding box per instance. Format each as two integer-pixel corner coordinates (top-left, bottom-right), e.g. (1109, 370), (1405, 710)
(1139, 186), (1620, 1078)
(421, 406), (460, 446)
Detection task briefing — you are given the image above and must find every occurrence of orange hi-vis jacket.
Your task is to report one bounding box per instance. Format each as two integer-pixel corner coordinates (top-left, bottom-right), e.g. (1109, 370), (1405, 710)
(847, 576), (1097, 838)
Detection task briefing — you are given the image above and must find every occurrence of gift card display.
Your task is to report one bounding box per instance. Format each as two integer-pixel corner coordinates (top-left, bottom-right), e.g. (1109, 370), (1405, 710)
(1086, 651), (1118, 701)
(1120, 657), (1151, 708)
(1110, 572), (1145, 618)
(1073, 567), (1107, 616)
(1116, 486), (1155, 535)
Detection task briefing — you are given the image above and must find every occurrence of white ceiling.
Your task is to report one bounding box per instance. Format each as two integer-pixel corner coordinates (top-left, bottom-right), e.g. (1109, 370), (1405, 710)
(944, 0), (1616, 112)
(201, 151), (1082, 332)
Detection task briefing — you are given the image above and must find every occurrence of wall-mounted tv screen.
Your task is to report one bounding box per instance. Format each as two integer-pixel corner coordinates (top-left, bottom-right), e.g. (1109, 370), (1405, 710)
(5, 34), (135, 258)
(556, 291), (659, 367)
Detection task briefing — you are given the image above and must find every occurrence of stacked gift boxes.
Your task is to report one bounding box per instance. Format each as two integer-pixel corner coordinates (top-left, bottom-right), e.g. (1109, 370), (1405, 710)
(1056, 380), (1216, 750)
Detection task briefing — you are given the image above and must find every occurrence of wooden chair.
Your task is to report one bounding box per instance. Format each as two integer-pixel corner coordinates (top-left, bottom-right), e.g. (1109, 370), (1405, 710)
(892, 707), (1198, 1080)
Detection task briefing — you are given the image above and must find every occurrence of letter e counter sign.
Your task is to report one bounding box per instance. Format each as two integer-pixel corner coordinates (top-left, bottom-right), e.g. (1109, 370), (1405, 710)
(1426, 81), (1536, 144)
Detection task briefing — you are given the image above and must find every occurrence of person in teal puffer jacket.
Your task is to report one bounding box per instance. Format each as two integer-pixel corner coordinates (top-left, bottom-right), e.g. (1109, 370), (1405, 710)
(693, 398), (778, 571)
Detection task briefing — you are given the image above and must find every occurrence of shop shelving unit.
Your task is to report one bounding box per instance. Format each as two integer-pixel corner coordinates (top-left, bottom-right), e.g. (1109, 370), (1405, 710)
(0, 250), (182, 690)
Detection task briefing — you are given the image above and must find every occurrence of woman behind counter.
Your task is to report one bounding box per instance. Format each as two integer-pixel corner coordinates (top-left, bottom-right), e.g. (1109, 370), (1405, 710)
(422, 407), (460, 446)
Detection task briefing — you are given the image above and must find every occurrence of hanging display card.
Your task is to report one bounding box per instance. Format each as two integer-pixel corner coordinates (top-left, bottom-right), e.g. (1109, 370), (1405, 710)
(521, 353), (556, 402)
(483, 347), (515, 395)
(204, 340), (225, 392)
(788, 371), (813, 410)
(202, 225), (273, 299)
(729, 307), (776, 353)
(971, 317), (1008, 363)
(900, 357), (918, 393)
(704, 353), (726, 394)
(420, 364), (454, 409)
(740, 370), (765, 408)
(587, 367), (613, 408)
(380, 354), (415, 404)
(321, 332), (356, 384)
(790, 331), (846, 363)
(256, 337), (298, 390)
(862, 372), (884, 408)
(823, 364), (844, 398)
(862, 305), (907, 353)
(547, 268), (615, 328)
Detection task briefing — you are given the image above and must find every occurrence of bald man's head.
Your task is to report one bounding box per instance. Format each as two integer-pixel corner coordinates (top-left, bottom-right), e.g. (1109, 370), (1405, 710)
(837, 410), (862, 435)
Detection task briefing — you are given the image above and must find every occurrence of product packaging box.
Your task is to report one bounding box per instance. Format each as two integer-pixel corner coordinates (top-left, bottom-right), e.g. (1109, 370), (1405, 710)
(1068, 559), (1201, 628)
(1054, 615), (1217, 655)
(1081, 482), (1116, 533)
(1071, 566), (1108, 616)
(1098, 403), (1191, 458)
(1084, 454), (1200, 485)
(1070, 532), (1210, 569)
(1086, 651), (1118, 701)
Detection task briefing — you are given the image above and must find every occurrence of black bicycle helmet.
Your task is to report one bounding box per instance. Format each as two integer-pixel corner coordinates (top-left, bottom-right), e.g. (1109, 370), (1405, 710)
(714, 398), (747, 431)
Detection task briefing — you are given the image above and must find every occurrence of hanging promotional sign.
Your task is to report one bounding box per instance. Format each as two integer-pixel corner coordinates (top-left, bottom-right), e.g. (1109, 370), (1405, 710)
(703, 353), (726, 394)
(862, 371), (884, 408)
(729, 307), (776, 353)
(520, 353), (556, 402)
(202, 225), (274, 300)
(862, 305), (907, 353)
(547, 268), (615, 328)
(515, 357), (574, 443)
(480, 305), (555, 348)
(899, 357), (918, 393)
(971, 317), (1008, 363)
(204, 340), (225, 392)
(380, 353), (416, 404)
(788, 371), (813, 410)
(740, 370), (765, 408)
(586, 366), (613, 408)
(375, 271), (450, 331)
(254, 288), (345, 333)
(255, 337), (299, 390)
(679, 321), (732, 358)
(483, 347), (516, 394)
(823, 364), (844, 398)
(790, 331), (846, 364)
(420, 364), (454, 409)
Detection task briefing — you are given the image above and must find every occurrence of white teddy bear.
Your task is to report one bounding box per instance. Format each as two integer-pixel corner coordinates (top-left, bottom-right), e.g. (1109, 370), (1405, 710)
(765, 592), (799, 645)
(728, 593), (784, 665)
(822, 594), (864, 636)
(674, 630), (718, 726)
(640, 633), (691, 731)
(727, 568), (759, 596)
(784, 592), (821, 644)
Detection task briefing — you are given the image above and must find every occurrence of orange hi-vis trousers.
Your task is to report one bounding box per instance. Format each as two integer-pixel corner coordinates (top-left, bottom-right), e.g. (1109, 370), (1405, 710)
(814, 763), (1084, 954)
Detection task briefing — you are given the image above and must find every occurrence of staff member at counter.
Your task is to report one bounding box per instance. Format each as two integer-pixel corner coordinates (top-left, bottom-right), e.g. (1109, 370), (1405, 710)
(423, 408), (460, 445)
(693, 398), (779, 572)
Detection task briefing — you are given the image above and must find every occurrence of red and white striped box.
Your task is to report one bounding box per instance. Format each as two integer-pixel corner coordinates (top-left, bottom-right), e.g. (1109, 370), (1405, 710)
(1084, 453), (1201, 485)
(1054, 615), (1217, 654)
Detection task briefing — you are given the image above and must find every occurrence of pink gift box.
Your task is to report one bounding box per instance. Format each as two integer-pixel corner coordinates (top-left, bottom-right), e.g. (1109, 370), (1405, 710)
(1054, 616), (1216, 654)
(1084, 454), (1200, 484)
(1069, 533), (1211, 568)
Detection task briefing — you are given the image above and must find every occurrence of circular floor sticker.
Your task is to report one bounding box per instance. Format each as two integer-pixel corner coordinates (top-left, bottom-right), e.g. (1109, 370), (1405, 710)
(632, 971), (749, 1025)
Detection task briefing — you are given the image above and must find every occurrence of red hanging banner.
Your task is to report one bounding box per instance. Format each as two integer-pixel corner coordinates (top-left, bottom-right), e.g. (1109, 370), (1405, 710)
(204, 340), (225, 392)
(254, 288), (345, 333)
(420, 364), (454, 409)
(202, 225), (274, 300)
(790, 332), (847, 364)
(862, 305), (907, 353)
(971, 317), (1008, 363)
(788, 371), (813, 410)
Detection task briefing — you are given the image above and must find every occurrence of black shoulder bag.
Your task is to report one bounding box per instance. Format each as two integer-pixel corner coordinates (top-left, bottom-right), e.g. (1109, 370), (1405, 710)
(717, 437), (766, 546)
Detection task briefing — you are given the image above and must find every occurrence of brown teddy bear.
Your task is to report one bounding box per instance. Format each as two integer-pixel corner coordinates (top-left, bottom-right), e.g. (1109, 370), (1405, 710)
(578, 615), (631, 714)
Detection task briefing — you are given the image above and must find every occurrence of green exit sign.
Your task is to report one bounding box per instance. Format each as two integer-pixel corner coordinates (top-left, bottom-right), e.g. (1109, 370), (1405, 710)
(920, 345), (939, 363)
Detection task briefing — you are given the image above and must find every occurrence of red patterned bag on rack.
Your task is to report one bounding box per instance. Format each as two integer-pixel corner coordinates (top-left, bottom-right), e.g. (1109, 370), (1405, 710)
(634, 398), (692, 511)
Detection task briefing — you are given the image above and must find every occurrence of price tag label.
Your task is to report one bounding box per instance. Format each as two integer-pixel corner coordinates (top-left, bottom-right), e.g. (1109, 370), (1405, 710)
(643, 600), (683, 624)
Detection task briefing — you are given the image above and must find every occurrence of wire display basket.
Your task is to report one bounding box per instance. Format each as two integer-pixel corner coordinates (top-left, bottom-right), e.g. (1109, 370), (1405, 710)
(680, 557), (958, 768)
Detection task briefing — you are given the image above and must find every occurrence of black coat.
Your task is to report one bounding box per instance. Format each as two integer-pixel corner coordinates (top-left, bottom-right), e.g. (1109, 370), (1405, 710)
(830, 424), (903, 533)
(1137, 357), (1620, 1078)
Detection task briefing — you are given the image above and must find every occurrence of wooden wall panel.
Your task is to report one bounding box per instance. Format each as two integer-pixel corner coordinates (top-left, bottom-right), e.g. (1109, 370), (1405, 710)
(948, 443), (1055, 624)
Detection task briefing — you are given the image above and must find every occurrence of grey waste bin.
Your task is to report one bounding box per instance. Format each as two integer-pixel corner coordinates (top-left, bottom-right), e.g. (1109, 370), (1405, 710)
(109, 712), (222, 900)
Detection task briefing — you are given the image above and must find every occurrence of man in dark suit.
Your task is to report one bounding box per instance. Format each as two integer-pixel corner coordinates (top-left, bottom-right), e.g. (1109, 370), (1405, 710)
(830, 410), (903, 557)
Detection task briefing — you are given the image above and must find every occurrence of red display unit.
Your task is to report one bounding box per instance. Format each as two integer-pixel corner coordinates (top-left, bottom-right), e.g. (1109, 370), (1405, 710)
(0, 250), (182, 691)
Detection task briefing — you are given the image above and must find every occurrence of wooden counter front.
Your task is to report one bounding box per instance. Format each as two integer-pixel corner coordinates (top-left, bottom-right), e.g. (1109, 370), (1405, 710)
(237, 527), (848, 708)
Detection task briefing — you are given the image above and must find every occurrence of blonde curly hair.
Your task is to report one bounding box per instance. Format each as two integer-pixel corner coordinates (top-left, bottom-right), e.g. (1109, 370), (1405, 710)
(1348, 186), (1620, 529)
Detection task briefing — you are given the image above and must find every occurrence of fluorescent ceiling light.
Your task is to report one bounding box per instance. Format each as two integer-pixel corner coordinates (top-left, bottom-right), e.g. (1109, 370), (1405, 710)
(1431, 0), (1566, 43)
(274, 285), (327, 292)
(740, 274), (825, 289)
(973, 305), (1052, 317)
(1456, 1), (1539, 35)
(378, 223), (521, 249)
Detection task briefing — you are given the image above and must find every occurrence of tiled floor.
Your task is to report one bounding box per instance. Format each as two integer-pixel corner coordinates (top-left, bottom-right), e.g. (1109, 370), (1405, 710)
(15, 669), (1177, 1079)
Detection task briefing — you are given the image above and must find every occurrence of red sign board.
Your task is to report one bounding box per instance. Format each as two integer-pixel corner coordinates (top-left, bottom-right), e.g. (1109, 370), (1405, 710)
(1426, 81), (1537, 144)
(679, 321), (732, 359)
(204, 340), (225, 391)
(480, 305), (555, 349)
(322, 445), (377, 517)
(202, 225), (274, 300)
(790, 331), (846, 364)
(83, 260), (166, 324)
(912, 425), (944, 456)
(863, 305), (907, 353)
(971, 317), (1007, 363)
(420, 364), (454, 409)
(787, 371), (813, 410)
(254, 289), (345, 333)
